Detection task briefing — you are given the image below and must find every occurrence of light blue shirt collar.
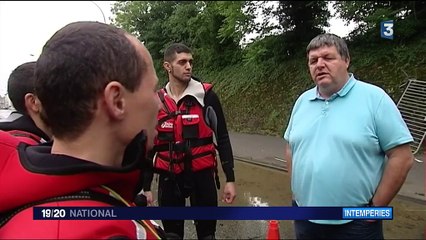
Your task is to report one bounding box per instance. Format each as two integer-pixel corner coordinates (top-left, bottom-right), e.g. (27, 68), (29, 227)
(309, 73), (356, 101)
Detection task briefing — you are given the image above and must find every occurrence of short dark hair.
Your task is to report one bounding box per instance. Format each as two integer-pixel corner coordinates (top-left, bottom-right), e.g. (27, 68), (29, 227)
(164, 43), (192, 62)
(306, 33), (350, 61)
(35, 21), (145, 139)
(7, 61), (36, 114)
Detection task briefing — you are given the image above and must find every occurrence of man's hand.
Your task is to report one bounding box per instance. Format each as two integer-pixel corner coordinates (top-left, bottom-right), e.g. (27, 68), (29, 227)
(222, 182), (236, 204)
(144, 191), (154, 206)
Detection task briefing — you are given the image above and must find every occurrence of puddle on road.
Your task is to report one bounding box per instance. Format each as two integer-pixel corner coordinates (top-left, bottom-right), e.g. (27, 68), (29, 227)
(207, 161), (293, 239)
(218, 161), (424, 239)
(149, 160), (424, 239)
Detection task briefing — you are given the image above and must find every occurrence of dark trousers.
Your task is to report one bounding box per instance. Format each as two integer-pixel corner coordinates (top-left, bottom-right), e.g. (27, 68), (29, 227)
(292, 200), (384, 239)
(158, 168), (218, 239)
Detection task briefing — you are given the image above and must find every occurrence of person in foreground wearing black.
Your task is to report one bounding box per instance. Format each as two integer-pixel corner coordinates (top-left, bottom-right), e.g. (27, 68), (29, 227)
(0, 21), (166, 239)
(0, 61), (51, 144)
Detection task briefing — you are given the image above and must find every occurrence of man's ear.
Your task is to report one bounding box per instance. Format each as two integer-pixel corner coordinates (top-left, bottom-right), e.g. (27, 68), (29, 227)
(104, 81), (126, 120)
(24, 93), (38, 114)
(345, 57), (350, 69)
(163, 62), (171, 73)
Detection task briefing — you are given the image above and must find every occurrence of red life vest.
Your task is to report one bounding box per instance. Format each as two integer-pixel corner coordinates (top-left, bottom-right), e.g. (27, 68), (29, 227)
(152, 82), (217, 174)
(0, 186), (161, 240)
(0, 130), (161, 239)
(6, 129), (43, 145)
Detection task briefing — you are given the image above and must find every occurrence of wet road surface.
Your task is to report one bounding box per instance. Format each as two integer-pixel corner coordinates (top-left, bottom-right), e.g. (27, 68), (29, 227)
(148, 161), (425, 239)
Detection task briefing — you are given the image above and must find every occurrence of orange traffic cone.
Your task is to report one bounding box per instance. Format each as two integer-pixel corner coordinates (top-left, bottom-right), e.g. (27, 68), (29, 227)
(266, 220), (281, 240)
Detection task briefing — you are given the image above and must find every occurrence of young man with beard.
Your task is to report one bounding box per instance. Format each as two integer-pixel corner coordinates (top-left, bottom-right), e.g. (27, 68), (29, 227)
(142, 43), (236, 239)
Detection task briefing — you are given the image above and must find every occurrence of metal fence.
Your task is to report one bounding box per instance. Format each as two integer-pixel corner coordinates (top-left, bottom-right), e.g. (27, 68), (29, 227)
(396, 79), (426, 158)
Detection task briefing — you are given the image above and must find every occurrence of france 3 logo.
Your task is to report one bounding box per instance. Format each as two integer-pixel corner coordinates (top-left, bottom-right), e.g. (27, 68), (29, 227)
(381, 20), (394, 40)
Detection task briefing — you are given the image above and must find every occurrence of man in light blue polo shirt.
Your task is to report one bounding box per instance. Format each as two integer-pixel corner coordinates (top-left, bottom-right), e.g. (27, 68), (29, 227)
(284, 33), (414, 239)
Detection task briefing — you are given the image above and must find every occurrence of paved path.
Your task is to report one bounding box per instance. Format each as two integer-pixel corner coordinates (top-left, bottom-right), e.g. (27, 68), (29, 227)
(229, 131), (425, 203)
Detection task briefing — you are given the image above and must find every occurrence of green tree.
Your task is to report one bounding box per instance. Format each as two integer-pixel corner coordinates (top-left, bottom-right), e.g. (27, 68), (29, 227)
(275, 1), (329, 37)
(192, 1), (250, 69)
(243, 1), (330, 63)
(112, 1), (180, 60)
(334, 1), (426, 43)
(112, 1), (255, 72)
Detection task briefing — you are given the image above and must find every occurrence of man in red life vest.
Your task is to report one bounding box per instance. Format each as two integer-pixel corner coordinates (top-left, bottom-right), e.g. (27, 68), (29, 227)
(0, 21), (164, 239)
(0, 61), (51, 144)
(141, 43), (237, 239)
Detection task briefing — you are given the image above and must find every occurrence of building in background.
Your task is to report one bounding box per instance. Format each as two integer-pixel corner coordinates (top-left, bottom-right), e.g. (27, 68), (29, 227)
(0, 93), (12, 109)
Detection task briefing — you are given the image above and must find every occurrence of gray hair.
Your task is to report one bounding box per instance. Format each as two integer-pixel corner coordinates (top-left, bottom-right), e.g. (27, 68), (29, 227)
(306, 33), (350, 61)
